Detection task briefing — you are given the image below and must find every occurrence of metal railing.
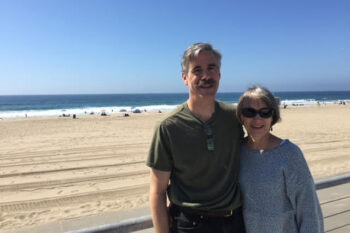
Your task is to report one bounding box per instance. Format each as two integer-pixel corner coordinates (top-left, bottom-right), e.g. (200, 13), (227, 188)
(66, 215), (153, 233)
(315, 173), (350, 190)
(67, 173), (350, 233)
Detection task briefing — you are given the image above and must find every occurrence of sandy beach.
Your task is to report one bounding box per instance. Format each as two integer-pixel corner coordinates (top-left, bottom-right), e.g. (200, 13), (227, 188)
(1, 104), (350, 232)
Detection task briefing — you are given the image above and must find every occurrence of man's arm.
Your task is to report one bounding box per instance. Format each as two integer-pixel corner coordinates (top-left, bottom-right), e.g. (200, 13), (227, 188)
(149, 168), (171, 233)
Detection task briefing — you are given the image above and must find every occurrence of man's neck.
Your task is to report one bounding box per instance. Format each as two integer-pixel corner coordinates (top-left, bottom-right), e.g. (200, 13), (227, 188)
(187, 96), (216, 122)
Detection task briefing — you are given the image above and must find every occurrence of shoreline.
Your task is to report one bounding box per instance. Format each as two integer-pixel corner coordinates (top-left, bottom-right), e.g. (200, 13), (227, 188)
(1, 97), (349, 119)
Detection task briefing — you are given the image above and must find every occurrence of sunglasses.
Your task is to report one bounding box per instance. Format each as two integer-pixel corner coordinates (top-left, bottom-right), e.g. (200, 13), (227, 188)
(204, 124), (214, 151)
(241, 108), (274, 118)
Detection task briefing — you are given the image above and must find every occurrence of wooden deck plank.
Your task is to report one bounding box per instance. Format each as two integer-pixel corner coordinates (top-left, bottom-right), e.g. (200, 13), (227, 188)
(324, 212), (350, 232)
(326, 225), (350, 233)
(319, 182), (350, 232)
(321, 195), (350, 217)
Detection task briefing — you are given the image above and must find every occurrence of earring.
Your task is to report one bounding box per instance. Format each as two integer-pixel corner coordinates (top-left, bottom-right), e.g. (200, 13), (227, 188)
(270, 127), (273, 131)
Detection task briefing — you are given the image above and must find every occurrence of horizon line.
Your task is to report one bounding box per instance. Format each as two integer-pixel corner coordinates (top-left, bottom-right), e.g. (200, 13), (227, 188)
(1, 90), (350, 96)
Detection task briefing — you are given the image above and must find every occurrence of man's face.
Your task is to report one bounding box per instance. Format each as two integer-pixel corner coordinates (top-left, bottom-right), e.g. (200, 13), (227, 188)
(182, 51), (221, 99)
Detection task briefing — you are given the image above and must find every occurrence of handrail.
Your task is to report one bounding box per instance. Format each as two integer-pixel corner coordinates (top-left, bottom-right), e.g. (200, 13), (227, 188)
(66, 173), (350, 233)
(66, 215), (153, 233)
(315, 173), (350, 190)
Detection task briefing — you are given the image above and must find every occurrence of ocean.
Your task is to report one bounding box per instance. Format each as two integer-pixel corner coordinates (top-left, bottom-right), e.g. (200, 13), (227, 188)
(0, 91), (350, 118)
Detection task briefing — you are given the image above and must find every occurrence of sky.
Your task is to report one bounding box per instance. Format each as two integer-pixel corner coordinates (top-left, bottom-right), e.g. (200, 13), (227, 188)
(0, 0), (349, 95)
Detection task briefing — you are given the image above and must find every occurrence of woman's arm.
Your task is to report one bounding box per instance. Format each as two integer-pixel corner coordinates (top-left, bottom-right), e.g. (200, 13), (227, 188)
(291, 177), (324, 233)
(285, 146), (324, 233)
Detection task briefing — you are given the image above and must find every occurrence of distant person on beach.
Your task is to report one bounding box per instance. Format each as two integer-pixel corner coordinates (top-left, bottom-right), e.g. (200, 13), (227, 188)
(236, 85), (324, 233)
(147, 43), (245, 233)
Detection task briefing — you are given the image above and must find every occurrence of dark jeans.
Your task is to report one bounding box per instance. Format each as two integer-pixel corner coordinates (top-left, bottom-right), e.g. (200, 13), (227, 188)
(170, 205), (246, 233)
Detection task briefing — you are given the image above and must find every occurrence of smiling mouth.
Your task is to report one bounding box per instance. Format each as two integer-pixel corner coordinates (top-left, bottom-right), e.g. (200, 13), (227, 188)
(251, 125), (264, 129)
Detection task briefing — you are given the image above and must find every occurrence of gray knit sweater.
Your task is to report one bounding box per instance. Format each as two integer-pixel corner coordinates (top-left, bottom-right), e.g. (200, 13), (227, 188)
(239, 140), (324, 233)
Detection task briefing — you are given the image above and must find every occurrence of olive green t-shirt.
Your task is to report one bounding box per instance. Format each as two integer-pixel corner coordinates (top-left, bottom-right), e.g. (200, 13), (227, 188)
(147, 101), (243, 211)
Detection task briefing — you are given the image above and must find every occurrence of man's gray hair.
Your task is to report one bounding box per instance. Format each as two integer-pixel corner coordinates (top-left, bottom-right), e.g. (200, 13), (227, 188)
(181, 43), (222, 74)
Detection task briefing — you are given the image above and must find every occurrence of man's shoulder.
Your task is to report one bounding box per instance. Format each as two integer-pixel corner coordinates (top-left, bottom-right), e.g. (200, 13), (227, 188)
(158, 103), (187, 127)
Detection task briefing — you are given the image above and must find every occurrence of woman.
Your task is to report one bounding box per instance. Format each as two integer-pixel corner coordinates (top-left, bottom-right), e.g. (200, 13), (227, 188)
(236, 86), (324, 233)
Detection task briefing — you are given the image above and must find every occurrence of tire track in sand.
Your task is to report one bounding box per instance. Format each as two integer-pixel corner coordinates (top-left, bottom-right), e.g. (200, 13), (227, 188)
(0, 161), (145, 178)
(0, 170), (149, 191)
(0, 183), (149, 212)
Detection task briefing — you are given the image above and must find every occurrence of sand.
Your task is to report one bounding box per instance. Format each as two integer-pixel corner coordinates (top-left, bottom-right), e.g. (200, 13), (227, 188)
(0, 104), (350, 232)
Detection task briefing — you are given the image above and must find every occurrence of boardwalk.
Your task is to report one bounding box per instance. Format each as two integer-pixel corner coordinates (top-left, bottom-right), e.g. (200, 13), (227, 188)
(6, 180), (350, 233)
(319, 182), (350, 232)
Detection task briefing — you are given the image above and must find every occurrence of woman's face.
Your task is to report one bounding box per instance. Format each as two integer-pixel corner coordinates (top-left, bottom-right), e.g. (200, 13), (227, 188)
(241, 98), (273, 142)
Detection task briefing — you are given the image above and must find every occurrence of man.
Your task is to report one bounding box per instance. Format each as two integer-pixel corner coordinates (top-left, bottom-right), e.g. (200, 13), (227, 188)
(147, 43), (245, 233)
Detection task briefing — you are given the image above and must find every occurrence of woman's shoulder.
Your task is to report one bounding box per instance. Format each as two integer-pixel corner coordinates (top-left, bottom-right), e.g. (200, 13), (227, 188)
(279, 140), (304, 157)
(280, 140), (313, 180)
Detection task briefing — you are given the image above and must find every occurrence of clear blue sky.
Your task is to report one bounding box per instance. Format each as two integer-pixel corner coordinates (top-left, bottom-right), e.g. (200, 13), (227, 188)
(1, 0), (349, 95)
